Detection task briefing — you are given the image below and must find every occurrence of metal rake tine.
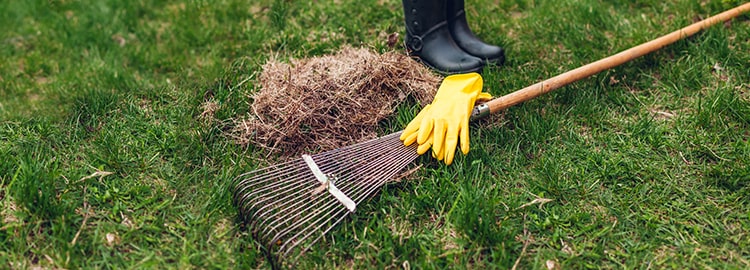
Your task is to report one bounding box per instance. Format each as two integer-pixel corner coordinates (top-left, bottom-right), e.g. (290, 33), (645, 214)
(237, 164), (309, 214)
(258, 133), (403, 226)
(270, 140), (413, 258)
(272, 189), (356, 252)
(331, 135), (412, 195)
(256, 171), (354, 240)
(264, 177), (358, 247)
(234, 162), (311, 220)
(271, 198), (343, 253)
(278, 205), (349, 260)
(345, 143), (418, 204)
(312, 137), (396, 170)
(236, 140), (383, 229)
(232, 157), (300, 190)
(317, 133), (405, 175)
(252, 169), (350, 243)
(356, 145), (420, 201)
(248, 176), (321, 234)
(244, 188), (315, 235)
(255, 183), (333, 243)
(232, 158), (304, 205)
(274, 144), (420, 262)
(312, 132), (403, 161)
(298, 145), (419, 248)
(236, 176), (304, 218)
(300, 134), (404, 201)
(276, 141), (419, 259)
(250, 165), (337, 243)
(234, 131), (418, 266)
(268, 210), (348, 268)
(309, 136), (398, 171)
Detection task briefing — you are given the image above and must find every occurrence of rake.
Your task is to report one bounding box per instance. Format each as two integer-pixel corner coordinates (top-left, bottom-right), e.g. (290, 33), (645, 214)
(233, 3), (750, 268)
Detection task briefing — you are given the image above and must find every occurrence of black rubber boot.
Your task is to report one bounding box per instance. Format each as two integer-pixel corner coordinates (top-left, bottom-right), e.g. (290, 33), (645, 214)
(447, 0), (505, 65)
(402, 0), (484, 74)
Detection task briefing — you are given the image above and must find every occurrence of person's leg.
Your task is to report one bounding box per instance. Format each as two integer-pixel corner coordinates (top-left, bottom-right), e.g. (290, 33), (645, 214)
(447, 0), (505, 65)
(402, 0), (484, 74)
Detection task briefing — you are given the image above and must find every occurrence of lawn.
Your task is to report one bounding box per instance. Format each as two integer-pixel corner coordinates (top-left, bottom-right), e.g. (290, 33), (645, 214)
(1, 0), (749, 269)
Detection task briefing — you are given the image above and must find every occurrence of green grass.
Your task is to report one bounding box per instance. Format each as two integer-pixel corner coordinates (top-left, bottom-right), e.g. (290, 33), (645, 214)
(1, 0), (749, 268)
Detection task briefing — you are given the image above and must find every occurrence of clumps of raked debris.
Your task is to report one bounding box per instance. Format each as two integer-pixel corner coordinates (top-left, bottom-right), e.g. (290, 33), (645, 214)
(234, 46), (442, 156)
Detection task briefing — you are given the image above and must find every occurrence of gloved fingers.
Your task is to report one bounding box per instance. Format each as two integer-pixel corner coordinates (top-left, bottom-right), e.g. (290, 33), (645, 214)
(432, 119), (447, 158)
(435, 73), (482, 101)
(444, 123), (460, 166)
(418, 141), (432, 155)
(444, 73), (480, 89)
(432, 142), (445, 161)
(401, 105), (431, 141)
(459, 73), (482, 95)
(444, 149), (454, 165)
(416, 132), (433, 155)
(400, 126), (416, 142)
(417, 116), (434, 145)
(435, 74), (463, 99)
(424, 129), (443, 161)
(402, 131), (418, 147)
(459, 115), (471, 155)
(411, 72), (486, 166)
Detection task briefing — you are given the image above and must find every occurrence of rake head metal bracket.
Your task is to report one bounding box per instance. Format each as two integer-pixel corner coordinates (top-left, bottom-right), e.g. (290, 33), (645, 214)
(302, 154), (357, 213)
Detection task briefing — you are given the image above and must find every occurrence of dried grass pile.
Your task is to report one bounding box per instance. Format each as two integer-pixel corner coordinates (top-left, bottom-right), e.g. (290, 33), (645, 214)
(234, 46), (442, 155)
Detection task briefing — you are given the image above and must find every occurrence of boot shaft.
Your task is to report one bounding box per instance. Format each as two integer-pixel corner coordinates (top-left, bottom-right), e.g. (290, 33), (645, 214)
(446, 0), (465, 16)
(402, 0), (448, 36)
(445, 0), (505, 64)
(400, 0), (485, 74)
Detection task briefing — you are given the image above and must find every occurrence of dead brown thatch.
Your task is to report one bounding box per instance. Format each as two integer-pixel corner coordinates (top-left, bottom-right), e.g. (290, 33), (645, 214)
(234, 46), (441, 155)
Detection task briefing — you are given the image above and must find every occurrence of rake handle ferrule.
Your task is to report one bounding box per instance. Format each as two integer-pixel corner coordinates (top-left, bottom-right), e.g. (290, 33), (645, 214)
(469, 103), (491, 121)
(479, 2), (750, 115)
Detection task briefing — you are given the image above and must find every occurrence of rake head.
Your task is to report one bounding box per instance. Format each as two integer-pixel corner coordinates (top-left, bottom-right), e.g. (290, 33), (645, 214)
(232, 131), (419, 267)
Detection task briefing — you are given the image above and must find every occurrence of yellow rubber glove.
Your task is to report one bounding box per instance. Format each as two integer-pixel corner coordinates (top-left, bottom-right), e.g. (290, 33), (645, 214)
(399, 73), (492, 165)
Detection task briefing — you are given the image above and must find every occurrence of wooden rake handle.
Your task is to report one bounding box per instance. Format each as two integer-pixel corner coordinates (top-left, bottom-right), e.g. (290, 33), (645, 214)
(475, 2), (750, 117)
